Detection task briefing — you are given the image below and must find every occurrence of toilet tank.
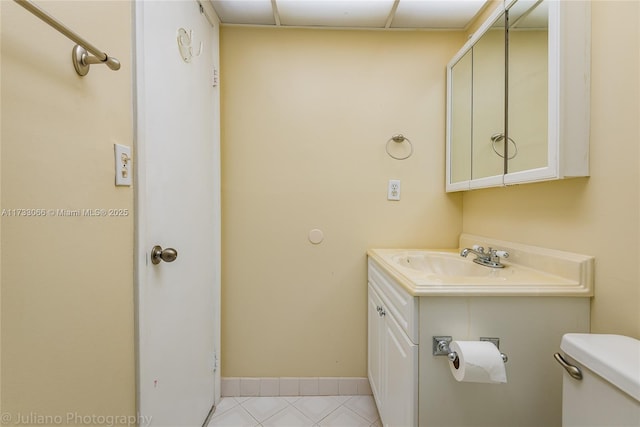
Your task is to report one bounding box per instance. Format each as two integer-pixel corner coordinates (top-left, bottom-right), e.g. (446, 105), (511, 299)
(558, 334), (640, 427)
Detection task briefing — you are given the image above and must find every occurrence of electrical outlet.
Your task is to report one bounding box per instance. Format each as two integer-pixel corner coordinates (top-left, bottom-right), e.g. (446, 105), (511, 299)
(387, 179), (401, 201)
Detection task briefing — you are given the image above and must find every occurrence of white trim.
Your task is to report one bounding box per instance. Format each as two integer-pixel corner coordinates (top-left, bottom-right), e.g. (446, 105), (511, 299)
(469, 173), (505, 190)
(217, 22), (490, 32)
(132, 0), (147, 411)
(221, 377), (373, 397)
(210, 9), (223, 407)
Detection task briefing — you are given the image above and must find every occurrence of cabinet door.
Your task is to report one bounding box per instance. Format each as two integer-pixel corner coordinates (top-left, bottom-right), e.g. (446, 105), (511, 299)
(446, 0), (590, 191)
(382, 311), (418, 427)
(471, 23), (506, 181)
(507, 1), (549, 175)
(367, 285), (383, 410)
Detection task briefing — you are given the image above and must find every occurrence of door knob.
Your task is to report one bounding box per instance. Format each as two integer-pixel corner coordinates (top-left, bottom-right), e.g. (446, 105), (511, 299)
(151, 245), (178, 265)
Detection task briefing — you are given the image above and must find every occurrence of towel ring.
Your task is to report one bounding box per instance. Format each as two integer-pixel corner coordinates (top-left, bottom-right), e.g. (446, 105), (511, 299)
(491, 133), (518, 160)
(386, 134), (413, 160)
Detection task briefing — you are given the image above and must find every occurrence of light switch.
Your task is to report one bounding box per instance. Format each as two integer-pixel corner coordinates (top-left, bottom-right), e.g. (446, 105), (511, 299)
(114, 143), (132, 186)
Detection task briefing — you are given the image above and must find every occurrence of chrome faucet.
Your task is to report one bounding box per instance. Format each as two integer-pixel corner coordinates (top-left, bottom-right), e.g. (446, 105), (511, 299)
(460, 245), (509, 268)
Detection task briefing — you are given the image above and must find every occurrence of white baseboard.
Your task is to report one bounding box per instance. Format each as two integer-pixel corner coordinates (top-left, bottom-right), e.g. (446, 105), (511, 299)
(221, 377), (372, 397)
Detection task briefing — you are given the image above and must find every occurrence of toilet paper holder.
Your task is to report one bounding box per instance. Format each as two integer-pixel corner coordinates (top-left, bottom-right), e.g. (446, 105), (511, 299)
(432, 336), (508, 363)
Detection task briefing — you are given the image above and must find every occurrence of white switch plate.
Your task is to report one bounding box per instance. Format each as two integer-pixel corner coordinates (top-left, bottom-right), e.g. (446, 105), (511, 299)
(388, 179), (401, 201)
(114, 143), (132, 186)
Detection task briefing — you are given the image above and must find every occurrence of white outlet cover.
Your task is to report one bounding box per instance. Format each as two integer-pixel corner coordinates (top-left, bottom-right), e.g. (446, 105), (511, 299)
(388, 179), (401, 201)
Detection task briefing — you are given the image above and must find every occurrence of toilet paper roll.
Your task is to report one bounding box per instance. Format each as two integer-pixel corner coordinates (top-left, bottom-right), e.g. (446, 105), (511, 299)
(449, 341), (507, 384)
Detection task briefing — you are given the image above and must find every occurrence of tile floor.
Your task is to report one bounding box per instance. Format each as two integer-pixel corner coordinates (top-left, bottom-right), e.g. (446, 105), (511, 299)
(208, 395), (381, 427)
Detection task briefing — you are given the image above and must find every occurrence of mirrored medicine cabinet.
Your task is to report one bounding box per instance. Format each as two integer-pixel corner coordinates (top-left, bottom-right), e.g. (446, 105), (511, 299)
(445, 0), (591, 192)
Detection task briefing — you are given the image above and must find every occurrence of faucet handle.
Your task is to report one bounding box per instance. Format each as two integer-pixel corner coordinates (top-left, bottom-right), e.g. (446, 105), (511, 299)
(494, 250), (509, 258)
(472, 245), (484, 253)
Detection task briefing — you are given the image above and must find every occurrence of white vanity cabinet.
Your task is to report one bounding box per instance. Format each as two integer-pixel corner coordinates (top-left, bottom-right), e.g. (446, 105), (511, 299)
(367, 259), (418, 427)
(367, 237), (593, 427)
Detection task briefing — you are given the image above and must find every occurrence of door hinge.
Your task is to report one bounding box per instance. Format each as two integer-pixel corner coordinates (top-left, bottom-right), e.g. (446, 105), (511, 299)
(212, 67), (219, 87)
(213, 353), (219, 372)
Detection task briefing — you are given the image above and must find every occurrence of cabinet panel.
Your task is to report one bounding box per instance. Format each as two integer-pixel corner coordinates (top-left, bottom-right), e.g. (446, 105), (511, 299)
(367, 284), (383, 406)
(418, 296), (590, 427)
(368, 262), (419, 427)
(383, 311), (418, 427)
(449, 49), (472, 184)
(368, 259), (419, 344)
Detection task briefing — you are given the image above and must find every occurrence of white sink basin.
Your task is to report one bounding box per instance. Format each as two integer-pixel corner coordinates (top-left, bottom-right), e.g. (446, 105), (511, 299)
(390, 251), (514, 278)
(367, 235), (594, 296)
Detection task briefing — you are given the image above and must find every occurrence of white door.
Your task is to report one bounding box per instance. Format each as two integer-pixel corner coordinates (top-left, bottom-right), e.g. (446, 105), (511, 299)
(135, 1), (220, 425)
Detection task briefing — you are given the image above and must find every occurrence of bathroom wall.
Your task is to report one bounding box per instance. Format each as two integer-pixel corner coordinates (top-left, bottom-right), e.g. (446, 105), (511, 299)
(463, 1), (640, 339)
(220, 27), (465, 377)
(0, 0), (135, 422)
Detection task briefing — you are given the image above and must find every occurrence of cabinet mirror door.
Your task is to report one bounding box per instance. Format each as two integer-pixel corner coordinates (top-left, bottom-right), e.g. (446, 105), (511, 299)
(507, 0), (549, 174)
(446, 9), (506, 191)
(471, 20), (505, 181)
(445, 0), (589, 192)
(448, 49), (472, 185)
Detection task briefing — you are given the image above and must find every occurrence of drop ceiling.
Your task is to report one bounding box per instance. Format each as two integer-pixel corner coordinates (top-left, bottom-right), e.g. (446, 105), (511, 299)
(210, 0), (491, 30)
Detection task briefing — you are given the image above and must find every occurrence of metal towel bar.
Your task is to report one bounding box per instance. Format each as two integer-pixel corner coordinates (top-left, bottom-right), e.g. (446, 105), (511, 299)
(13, 0), (121, 76)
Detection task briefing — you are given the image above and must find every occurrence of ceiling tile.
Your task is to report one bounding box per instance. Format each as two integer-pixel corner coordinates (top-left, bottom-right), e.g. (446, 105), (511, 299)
(276, 0), (395, 28)
(211, 0), (276, 25)
(391, 0), (486, 29)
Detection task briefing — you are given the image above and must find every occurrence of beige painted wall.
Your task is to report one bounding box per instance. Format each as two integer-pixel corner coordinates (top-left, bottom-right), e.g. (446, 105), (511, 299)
(462, 1), (640, 339)
(220, 27), (465, 377)
(1, 0), (135, 423)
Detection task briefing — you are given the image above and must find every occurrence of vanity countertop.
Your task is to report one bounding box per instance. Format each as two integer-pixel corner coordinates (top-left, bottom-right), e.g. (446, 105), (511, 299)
(367, 235), (594, 297)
